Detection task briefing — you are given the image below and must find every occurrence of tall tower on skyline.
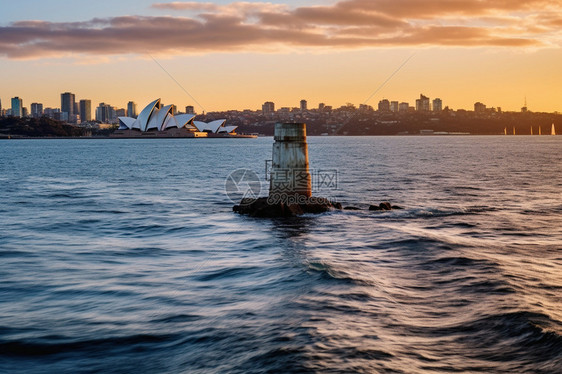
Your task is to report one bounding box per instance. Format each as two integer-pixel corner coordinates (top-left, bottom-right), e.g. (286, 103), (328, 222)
(474, 102), (486, 113)
(300, 99), (307, 112)
(378, 99), (390, 112)
(432, 98), (442, 112)
(11, 97), (23, 117)
(96, 102), (115, 123)
(262, 101), (275, 115)
(79, 99), (92, 122)
(31, 103), (43, 118)
(61, 92), (76, 122)
(416, 94), (430, 112)
(127, 101), (137, 117)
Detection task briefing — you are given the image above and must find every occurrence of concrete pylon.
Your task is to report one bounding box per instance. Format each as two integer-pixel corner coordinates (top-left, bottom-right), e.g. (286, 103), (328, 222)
(269, 123), (312, 199)
(234, 122), (340, 216)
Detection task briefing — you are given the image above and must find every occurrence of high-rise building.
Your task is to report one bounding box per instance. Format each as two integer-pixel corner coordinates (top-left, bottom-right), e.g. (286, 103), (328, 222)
(61, 92), (75, 116)
(79, 100), (92, 122)
(378, 99), (390, 112)
(262, 101), (275, 115)
(59, 95), (76, 122)
(96, 102), (115, 123)
(318, 103), (325, 111)
(474, 102), (486, 113)
(11, 97), (23, 117)
(390, 101), (399, 113)
(44, 108), (60, 119)
(127, 101), (137, 117)
(54, 112), (67, 121)
(31, 103), (43, 118)
(416, 94), (430, 112)
(300, 99), (307, 112)
(432, 98), (442, 112)
(185, 105), (195, 115)
(398, 102), (409, 113)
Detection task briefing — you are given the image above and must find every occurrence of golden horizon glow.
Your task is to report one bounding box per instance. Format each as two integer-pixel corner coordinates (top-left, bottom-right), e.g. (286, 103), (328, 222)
(1, 1), (561, 113)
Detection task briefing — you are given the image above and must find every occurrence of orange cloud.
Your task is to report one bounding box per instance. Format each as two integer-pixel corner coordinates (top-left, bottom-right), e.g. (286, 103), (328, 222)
(0, 0), (559, 59)
(151, 1), (287, 16)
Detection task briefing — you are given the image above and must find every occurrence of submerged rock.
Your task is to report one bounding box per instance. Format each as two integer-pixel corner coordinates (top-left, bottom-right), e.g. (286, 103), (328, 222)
(369, 202), (402, 211)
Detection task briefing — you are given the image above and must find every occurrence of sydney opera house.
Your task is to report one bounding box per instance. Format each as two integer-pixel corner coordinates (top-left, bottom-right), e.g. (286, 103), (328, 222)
(112, 99), (254, 138)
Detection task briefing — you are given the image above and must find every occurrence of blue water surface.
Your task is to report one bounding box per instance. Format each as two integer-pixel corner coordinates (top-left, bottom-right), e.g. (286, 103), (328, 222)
(1, 136), (561, 373)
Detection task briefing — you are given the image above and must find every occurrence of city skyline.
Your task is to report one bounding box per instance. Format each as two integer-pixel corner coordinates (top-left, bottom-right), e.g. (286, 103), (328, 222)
(2, 90), (541, 124)
(1, 87), (557, 126)
(1, 1), (561, 112)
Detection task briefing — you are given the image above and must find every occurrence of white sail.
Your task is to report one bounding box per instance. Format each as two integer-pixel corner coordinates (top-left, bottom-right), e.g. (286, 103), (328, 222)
(552, 124), (556, 136)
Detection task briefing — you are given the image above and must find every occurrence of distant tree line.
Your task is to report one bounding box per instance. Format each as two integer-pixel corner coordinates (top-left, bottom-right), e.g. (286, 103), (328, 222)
(0, 117), (87, 137)
(336, 111), (562, 136)
(224, 111), (562, 136)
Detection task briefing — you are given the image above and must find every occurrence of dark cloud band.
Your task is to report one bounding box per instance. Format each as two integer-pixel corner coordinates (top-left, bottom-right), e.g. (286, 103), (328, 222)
(0, 0), (557, 59)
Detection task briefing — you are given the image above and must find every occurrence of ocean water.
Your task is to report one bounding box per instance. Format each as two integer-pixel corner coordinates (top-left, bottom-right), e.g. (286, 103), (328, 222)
(0, 136), (561, 373)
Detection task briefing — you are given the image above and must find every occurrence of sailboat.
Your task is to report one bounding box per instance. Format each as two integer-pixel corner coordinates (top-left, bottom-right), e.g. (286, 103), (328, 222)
(552, 123), (556, 136)
(504, 127), (507, 135)
(513, 127), (516, 135)
(531, 126), (533, 135)
(539, 126), (542, 135)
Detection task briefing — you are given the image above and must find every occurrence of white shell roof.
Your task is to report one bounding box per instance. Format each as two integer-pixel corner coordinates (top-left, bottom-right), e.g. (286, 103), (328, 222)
(161, 113), (177, 131)
(118, 117), (136, 130)
(136, 98), (160, 131)
(146, 105), (173, 131)
(219, 126), (238, 133)
(208, 119), (227, 133)
(116, 100), (212, 132)
(174, 114), (196, 128)
(193, 119), (227, 133)
(145, 107), (161, 131)
(193, 121), (205, 132)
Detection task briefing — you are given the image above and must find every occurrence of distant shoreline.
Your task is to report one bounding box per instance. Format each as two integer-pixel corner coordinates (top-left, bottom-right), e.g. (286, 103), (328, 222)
(1, 134), (558, 140)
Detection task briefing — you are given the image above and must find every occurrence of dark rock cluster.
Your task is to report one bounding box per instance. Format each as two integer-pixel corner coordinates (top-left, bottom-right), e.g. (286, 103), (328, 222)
(234, 198), (403, 217)
(233, 197), (341, 217)
(368, 202), (403, 211)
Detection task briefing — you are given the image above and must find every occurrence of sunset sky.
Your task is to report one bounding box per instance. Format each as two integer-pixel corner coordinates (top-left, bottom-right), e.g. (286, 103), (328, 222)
(1, 0), (561, 113)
